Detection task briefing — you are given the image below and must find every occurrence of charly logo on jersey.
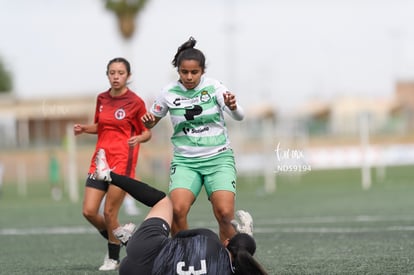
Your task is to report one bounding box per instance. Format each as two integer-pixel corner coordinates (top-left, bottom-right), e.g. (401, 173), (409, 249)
(114, 108), (126, 120)
(176, 260), (207, 275)
(174, 96), (202, 107)
(173, 98), (182, 106)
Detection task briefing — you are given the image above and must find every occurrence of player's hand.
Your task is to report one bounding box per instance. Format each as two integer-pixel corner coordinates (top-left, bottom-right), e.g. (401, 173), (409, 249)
(127, 136), (140, 146)
(223, 92), (237, 111)
(73, 124), (84, 136)
(231, 210), (253, 236)
(141, 112), (157, 129)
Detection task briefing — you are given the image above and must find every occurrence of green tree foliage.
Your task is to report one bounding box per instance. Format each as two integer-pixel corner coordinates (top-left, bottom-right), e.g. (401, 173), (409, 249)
(0, 58), (12, 93)
(104, 0), (149, 39)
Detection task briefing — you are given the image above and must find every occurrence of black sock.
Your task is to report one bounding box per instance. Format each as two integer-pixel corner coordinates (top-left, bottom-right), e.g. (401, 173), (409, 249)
(99, 230), (108, 240)
(108, 242), (121, 261)
(110, 172), (166, 207)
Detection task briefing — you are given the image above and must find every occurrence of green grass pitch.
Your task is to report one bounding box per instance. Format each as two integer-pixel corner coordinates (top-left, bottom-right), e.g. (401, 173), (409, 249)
(0, 165), (413, 274)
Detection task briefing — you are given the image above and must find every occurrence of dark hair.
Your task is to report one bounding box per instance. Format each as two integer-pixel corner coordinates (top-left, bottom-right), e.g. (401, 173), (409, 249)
(106, 57), (131, 75)
(227, 233), (268, 275)
(172, 36), (206, 70)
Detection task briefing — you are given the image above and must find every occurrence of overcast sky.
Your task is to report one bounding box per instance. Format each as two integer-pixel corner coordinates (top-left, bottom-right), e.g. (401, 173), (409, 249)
(1, 0), (414, 113)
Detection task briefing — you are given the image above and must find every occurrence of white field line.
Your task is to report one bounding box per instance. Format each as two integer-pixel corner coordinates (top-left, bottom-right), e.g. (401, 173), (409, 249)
(1, 215), (414, 236)
(2, 225), (414, 236)
(253, 226), (414, 234)
(0, 226), (96, 236)
(253, 215), (414, 225)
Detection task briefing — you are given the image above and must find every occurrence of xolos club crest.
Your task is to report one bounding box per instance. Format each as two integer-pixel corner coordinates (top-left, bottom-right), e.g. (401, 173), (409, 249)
(114, 108), (126, 120)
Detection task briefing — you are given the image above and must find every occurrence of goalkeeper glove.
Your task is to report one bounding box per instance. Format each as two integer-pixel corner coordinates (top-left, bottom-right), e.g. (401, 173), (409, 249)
(231, 210), (253, 236)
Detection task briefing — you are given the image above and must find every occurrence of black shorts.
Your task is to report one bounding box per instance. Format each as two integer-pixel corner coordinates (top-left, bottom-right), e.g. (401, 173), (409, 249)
(119, 218), (170, 275)
(85, 175), (109, 191)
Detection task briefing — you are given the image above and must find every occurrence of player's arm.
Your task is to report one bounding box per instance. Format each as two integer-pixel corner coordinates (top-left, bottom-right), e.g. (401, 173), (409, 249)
(143, 92), (168, 128)
(141, 112), (162, 129)
(138, 129), (152, 142)
(128, 129), (152, 146)
(222, 92), (245, 121)
(73, 123), (98, 135)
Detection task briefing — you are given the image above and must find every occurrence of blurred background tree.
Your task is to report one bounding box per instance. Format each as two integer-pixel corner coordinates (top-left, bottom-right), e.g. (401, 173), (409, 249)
(0, 57), (12, 93)
(104, 0), (149, 40)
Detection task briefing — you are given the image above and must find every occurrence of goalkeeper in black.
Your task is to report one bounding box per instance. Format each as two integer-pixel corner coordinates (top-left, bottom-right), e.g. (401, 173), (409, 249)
(93, 149), (268, 275)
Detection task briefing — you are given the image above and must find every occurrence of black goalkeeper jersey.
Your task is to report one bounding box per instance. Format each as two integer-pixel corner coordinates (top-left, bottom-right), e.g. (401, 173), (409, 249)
(151, 228), (233, 275)
(119, 218), (234, 275)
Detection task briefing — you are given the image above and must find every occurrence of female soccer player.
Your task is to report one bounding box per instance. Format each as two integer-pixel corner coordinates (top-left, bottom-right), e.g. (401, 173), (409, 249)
(141, 37), (245, 243)
(73, 57), (151, 270)
(94, 149), (268, 275)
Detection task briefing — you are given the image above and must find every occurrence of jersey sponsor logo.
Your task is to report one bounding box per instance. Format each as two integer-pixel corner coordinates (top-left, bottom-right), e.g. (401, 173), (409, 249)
(114, 108), (126, 120)
(174, 97), (201, 108)
(218, 146), (228, 153)
(183, 126), (209, 135)
(191, 126), (209, 134)
(173, 98), (182, 106)
(184, 105), (202, 121)
(99, 105), (103, 112)
(176, 260), (207, 275)
(153, 103), (163, 112)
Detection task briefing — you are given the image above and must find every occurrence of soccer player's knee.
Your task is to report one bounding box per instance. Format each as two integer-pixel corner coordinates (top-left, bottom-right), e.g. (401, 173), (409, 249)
(215, 208), (233, 222)
(103, 206), (118, 220)
(82, 209), (95, 220)
(173, 204), (189, 217)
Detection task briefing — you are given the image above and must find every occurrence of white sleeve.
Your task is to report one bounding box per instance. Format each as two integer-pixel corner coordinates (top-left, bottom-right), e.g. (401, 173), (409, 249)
(214, 79), (245, 121)
(150, 89), (169, 118)
(223, 104), (245, 121)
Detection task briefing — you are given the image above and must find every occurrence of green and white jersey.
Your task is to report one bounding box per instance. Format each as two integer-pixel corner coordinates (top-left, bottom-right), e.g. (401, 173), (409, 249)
(150, 76), (236, 158)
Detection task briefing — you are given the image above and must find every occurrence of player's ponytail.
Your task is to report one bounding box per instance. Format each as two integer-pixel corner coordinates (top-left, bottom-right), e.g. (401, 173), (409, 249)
(172, 36), (206, 71)
(227, 233), (268, 275)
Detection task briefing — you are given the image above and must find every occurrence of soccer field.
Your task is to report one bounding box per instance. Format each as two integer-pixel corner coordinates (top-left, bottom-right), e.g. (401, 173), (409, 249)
(1, 166), (413, 274)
